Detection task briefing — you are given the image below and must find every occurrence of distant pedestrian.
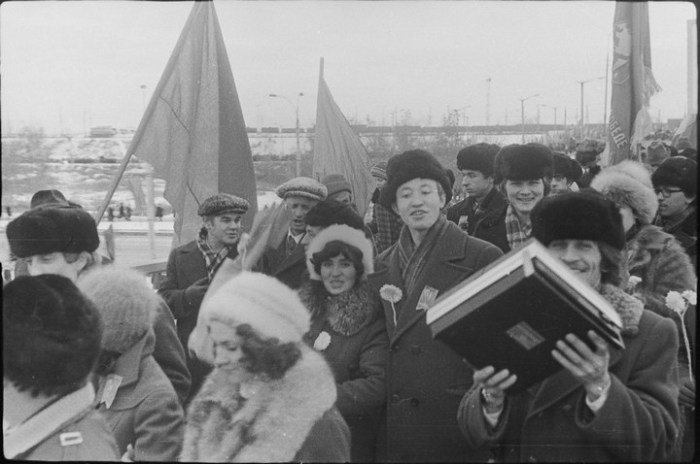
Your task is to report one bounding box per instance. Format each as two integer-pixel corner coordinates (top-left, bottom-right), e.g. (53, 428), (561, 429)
(107, 206), (114, 222)
(124, 206), (132, 221)
(118, 203), (125, 219)
(5, 206), (11, 217)
(155, 205), (164, 221)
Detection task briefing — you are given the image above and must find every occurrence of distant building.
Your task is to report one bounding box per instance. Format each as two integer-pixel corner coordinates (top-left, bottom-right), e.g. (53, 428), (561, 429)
(89, 126), (116, 138)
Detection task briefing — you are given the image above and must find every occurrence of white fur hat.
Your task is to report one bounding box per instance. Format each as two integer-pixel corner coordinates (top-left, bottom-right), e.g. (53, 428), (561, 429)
(201, 272), (310, 344)
(305, 224), (374, 281)
(590, 160), (658, 225)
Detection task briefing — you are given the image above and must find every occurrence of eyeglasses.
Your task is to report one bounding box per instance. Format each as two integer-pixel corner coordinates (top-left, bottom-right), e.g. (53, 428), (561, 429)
(654, 187), (683, 198)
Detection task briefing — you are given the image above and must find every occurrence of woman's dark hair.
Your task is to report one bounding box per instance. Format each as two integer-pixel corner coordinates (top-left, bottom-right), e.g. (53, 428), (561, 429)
(598, 241), (623, 287)
(310, 240), (365, 281)
(236, 323), (302, 380)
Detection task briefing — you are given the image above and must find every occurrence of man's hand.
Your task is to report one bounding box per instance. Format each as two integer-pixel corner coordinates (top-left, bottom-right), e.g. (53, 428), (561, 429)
(473, 365), (517, 413)
(552, 330), (611, 402)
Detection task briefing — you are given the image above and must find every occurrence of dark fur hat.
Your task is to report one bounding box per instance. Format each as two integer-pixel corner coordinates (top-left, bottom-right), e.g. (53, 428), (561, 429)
(30, 189), (70, 209)
(651, 156), (697, 197)
(532, 190), (625, 250)
(6, 206), (100, 258)
(305, 198), (365, 231)
(494, 143), (553, 184)
(3, 275), (103, 396)
(456, 143), (500, 177)
(552, 152), (583, 182)
(379, 149), (452, 209)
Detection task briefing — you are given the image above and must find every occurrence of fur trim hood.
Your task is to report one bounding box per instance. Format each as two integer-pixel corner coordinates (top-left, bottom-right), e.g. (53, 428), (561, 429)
(599, 283), (643, 337)
(305, 224), (374, 281)
(590, 160), (658, 225)
(299, 280), (378, 337)
(181, 345), (337, 462)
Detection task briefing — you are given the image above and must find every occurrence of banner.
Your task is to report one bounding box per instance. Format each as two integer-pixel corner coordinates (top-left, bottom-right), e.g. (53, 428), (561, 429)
(127, 1), (257, 246)
(312, 58), (376, 217)
(607, 2), (661, 165)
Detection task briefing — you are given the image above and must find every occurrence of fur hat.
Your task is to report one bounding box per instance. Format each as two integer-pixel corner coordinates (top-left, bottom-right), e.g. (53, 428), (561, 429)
(305, 224), (374, 281)
(305, 199), (365, 231)
(575, 139), (602, 165)
(552, 152), (583, 182)
(532, 190), (625, 251)
(456, 143), (499, 177)
(276, 177), (328, 202)
(370, 161), (388, 181)
(590, 160), (658, 225)
(6, 206), (100, 258)
(202, 272), (310, 343)
(77, 266), (157, 354)
(197, 193), (249, 217)
(644, 141), (670, 167)
(321, 174), (352, 198)
(30, 189), (70, 209)
(652, 156), (698, 197)
(3, 275), (102, 394)
(494, 143), (553, 184)
(379, 149), (452, 210)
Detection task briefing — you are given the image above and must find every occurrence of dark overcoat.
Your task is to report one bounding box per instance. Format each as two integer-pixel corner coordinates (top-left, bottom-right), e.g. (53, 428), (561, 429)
(259, 235), (308, 289)
(368, 222), (503, 462)
(446, 187), (509, 252)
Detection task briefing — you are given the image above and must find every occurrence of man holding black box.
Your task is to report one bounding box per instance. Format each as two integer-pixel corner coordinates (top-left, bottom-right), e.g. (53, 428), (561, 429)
(457, 191), (681, 462)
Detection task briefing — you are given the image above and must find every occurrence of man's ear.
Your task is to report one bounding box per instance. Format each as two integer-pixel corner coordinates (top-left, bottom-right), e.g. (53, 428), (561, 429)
(391, 203), (400, 216)
(75, 251), (90, 273)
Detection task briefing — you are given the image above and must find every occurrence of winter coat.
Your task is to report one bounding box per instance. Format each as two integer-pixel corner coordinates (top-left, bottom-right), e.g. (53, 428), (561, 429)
(95, 331), (185, 461)
(4, 384), (120, 461)
(457, 284), (681, 462)
(259, 234), (309, 289)
(656, 206), (697, 269)
(299, 280), (388, 462)
(152, 298), (191, 406)
(181, 344), (351, 462)
(368, 220), (503, 462)
(446, 187), (509, 252)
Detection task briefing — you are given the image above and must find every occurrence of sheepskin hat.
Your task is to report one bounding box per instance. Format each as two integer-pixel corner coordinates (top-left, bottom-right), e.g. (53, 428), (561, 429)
(532, 190), (625, 251)
(201, 272), (310, 344)
(305, 199), (365, 231)
(652, 156), (698, 197)
(552, 152), (583, 183)
(379, 149), (452, 210)
(590, 160), (658, 225)
(77, 266), (157, 354)
(3, 275), (103, 394)
(6, 206), (100, 258)
(456, 143), (500, 177)
(30, 189), (70, 209)
(370, 161), (388, 181)
(305, 224), (374, 281)
(197, 193), (250, 217)
(276, 177), (328, 202)
(494, 143), (553, 184)
(644, 141), (670, 167)
(321, 174), (352, 198)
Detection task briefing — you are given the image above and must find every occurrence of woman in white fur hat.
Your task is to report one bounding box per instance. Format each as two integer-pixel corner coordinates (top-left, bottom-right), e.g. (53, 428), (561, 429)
(183, 272), (351, 462)
(299, 224), (388, 462)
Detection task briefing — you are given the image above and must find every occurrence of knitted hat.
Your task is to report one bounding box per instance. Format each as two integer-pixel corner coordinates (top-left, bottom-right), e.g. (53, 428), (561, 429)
(652, 156), (698, 197)
(3, 275), (102, 393)
(379, 149), (452, 210)
(494, 144), (553, 184)
(321, 174), (352, 197)
(6, 206), (100, 258)
(590, 160), (658, 225)
(456, 143), (500, 177)
(197, 193), (250, 217)
(552, 152), (583, 182)
(305, 224), (374, 281)
(77, 266), (157, 354)
(645, 141), (670, 167)
(305, 199), (365, 231)
(202, 272), (310, 343)
(575, 139), (601, 165)
(276, 177), (328, 201)
(370, 161), (388, 181)
(30, 189), (70, 209)
(532, 190), (625, 251)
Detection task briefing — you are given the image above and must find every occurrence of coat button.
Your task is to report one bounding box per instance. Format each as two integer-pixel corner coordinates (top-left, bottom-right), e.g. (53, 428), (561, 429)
(528, 456), (537, 462)
(562, 404), (573, 417)
(409, 345), (421, 355)
(410, 398), (420, 407)
(391, 394), (400, 404)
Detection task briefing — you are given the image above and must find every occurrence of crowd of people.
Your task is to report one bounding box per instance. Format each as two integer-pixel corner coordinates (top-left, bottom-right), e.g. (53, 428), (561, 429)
(3, 137), (696, 462)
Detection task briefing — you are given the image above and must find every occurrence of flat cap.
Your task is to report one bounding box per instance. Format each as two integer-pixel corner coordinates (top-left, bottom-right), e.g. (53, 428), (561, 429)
(197, 193), (250, 217)
(276, 177), (328, 201)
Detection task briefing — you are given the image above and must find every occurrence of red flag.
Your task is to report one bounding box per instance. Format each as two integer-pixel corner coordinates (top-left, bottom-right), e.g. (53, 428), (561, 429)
(127, 1), (257, 246)
(607, 2), (661, 165)
(312, 58), (376, 217)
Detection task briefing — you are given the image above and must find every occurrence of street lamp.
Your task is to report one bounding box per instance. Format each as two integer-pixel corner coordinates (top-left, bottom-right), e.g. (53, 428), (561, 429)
(269, 92), (304, 176)
(519, 93), (539, 143)
(140, 84), (147, 113)
(539, 104), (558, 126)
(577, 77), (604, 139)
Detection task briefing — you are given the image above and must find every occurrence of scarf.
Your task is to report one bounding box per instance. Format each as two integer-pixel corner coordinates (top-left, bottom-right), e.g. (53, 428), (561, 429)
(196, 237), (231, 280)
(504, 204), (532, 251)
(655, 204), (695, 235)
(397, 214), (449, 293)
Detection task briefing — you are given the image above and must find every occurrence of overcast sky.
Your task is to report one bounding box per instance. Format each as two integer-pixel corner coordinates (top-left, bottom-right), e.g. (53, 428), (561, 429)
(1, 0), (696, 135)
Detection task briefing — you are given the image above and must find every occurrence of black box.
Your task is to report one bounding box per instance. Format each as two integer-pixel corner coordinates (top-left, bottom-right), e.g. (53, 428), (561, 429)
(426, 239), (624, 394)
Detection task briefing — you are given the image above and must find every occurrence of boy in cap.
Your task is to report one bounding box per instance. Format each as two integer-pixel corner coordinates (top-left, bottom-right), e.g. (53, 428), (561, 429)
(321, 173), (354, 205)
(447, 143), (508, 252)
(366, 161), (405, 254)
(6, 205), (191, 406)
(369, 149), (502, 462)
(550, 152), (583, 195)
(158, 192), (250, 404)
(257, 176), (327, 289)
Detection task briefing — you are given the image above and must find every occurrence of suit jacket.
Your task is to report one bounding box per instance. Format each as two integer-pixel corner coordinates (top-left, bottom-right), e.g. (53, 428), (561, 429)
(368, 222), (503, 462)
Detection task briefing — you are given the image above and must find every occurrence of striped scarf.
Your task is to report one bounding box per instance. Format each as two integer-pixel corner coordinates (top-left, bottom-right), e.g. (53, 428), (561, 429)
(397, 214), (448, 293)
(196, 237), (231, 280)
(504, 204), (532, 251)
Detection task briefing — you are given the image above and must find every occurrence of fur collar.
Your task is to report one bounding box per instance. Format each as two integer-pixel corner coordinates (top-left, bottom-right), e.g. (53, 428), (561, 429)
(599, 283), (643, 337)
(299, 280), (376, 336)
(181, 345), (336, 462)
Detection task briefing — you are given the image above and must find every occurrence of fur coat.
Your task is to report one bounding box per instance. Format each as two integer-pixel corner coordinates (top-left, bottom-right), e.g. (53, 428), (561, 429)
(180, 344), (350, 462)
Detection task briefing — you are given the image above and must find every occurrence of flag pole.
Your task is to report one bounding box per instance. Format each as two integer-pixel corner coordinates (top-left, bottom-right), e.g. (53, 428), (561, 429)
(94, 143), (134, 226)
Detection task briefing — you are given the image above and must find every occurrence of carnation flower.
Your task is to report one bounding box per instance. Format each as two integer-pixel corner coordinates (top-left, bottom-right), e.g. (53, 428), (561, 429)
(682, 290), (697, 306)
(665, 291), (687, 315)
(628, 276), (642, 288)
(313, 331), (331, 351)
(666, 290), (695, 385)
(380, 284), (403, 327)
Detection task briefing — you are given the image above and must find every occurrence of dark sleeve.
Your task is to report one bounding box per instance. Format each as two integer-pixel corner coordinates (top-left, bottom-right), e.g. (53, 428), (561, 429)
(295, 407), (351, 463)
(157, 249), (190, 319)
(152, 300), (191, 405)
(457, 386), (509, 450)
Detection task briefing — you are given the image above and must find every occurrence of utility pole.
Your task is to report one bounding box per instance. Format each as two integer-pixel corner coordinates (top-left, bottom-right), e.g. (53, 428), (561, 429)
(486, 77), (491, 127)
(519, 94), (539, 143)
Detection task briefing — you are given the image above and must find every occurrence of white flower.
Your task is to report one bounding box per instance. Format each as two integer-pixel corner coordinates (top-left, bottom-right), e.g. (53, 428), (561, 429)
(237, 232), (251, 255)
(380, 284), (403, 303)
(682, 290), (697, 306)
(665, 291), (687, 315)
(313, 331), (331, 351)
(628, 276), (642, 288)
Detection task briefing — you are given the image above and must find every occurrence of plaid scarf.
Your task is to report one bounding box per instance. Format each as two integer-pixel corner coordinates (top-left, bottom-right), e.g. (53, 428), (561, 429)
(504, 204), (532, 251)
(374, 203), (404, 254)
(397, 214), (449, 293)
(196, 237), (231, 280)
